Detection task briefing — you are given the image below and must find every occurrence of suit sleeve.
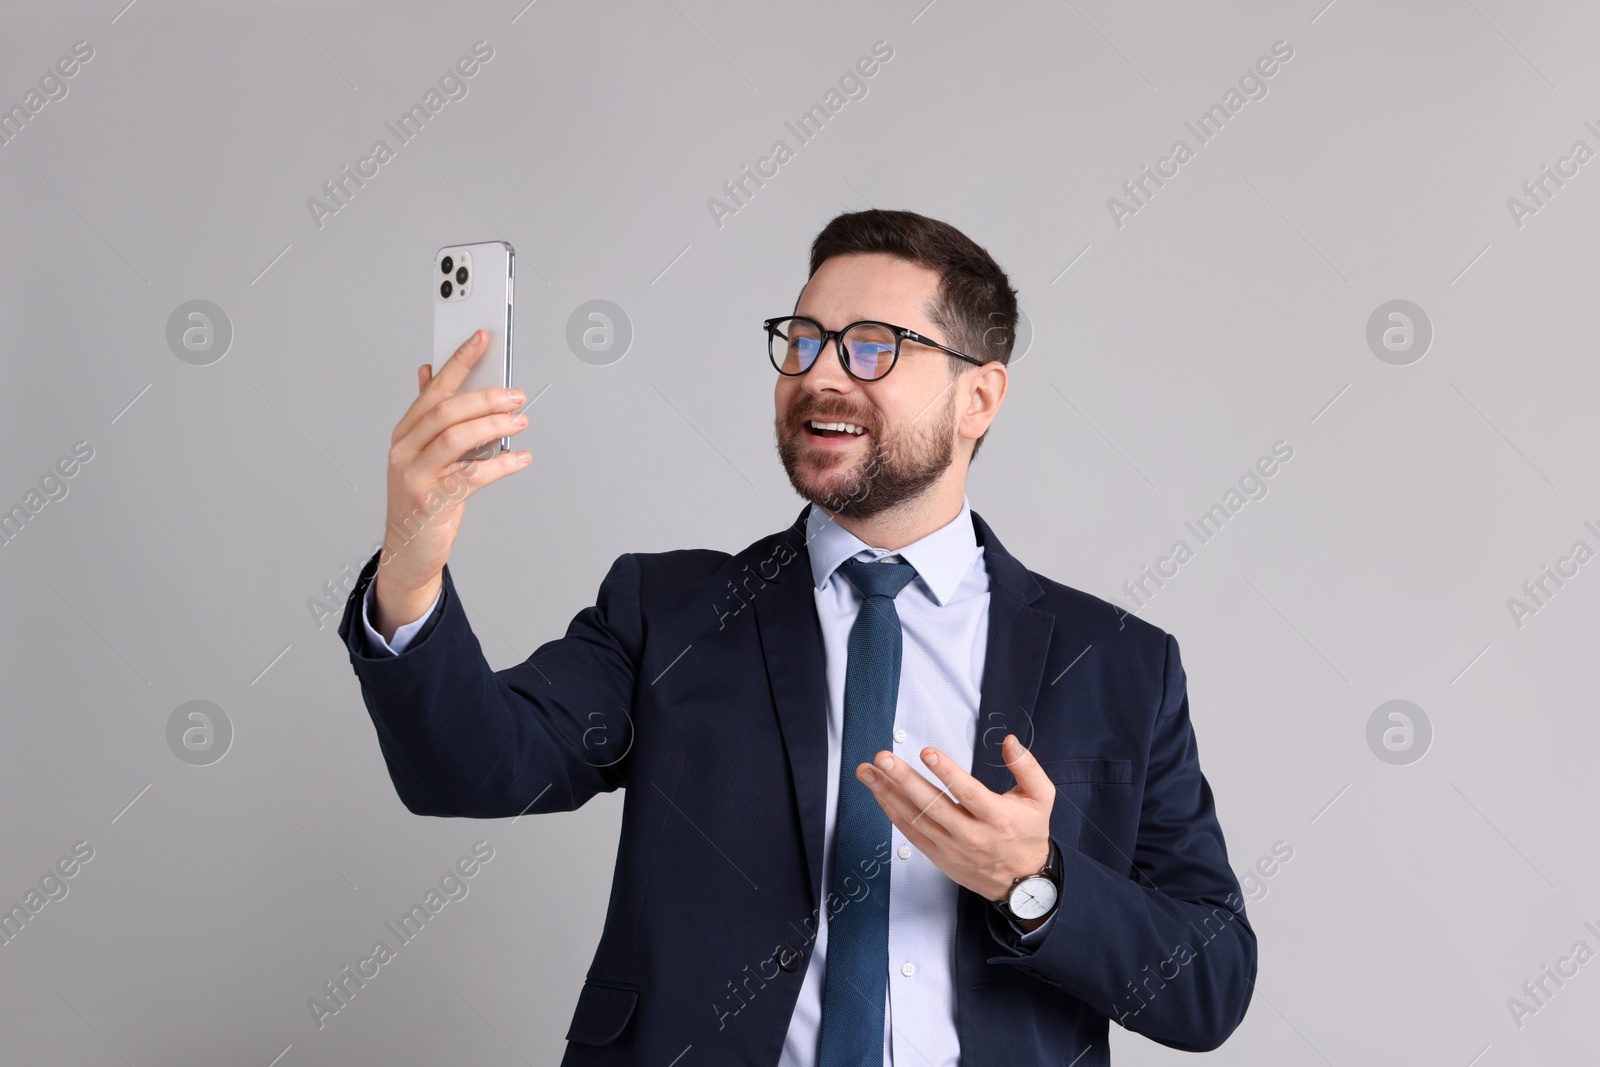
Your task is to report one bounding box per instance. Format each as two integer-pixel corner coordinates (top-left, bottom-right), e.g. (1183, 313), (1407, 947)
(361, 580), (443, 655)
(984, 633), (1257, 1052)
(336, 548), (643, 818)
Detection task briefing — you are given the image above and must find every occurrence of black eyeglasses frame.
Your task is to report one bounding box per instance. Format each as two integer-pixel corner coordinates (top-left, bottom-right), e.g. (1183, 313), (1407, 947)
(762, 315), (986, 382)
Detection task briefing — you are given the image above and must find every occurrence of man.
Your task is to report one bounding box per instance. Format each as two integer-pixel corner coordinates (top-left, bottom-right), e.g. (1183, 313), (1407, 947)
(338, 209), (1256, 1065)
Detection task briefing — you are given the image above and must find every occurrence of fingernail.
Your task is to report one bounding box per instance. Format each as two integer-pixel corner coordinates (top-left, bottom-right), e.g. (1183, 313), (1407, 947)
(509, 391), (525, 405)
(877, 754), (894, 770)
(923, 751), (938, 766)
(860, 767), (876, 783)
(512, 413), (527, 426)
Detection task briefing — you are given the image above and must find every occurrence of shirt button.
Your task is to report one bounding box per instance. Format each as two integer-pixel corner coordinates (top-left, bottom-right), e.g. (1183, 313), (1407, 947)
(901, 962), (916, 977)
(897, 844), (912, 860)
(893, 728), (907, 743)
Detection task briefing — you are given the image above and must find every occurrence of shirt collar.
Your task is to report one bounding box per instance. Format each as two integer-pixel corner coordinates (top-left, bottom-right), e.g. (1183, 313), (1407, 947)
(804, 494), (980, 607)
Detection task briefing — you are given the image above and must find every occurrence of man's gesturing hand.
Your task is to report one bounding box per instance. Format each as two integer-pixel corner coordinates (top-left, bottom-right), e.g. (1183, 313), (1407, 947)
(856, 733), (1054, 906)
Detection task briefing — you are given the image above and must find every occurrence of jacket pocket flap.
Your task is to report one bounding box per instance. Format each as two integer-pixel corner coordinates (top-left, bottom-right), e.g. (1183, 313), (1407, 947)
(565, 980), (639, 1046)
(1040, 757), (1133, 785)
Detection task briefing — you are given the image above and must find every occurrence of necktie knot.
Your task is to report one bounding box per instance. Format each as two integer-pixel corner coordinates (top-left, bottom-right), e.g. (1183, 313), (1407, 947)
(839, 556), (918, 602)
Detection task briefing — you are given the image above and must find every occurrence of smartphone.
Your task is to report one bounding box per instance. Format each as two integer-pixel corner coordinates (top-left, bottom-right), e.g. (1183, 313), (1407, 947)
(433, 240), (514, 463)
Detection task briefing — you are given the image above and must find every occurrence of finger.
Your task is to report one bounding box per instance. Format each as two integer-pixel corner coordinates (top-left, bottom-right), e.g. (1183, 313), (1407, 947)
(410, 446), (530, 506)
(858, 752), (963, 843)
(915, 745), (998, 822)
(861, 769), (950, 861)
(395, 383), (524, 468)
(432, 329), (488, 394)
(416, 407), (528, 479)
(1001, 734), (1053, 798)
(417, 363), (432, 395)
(448, 447), (533, 494)
(873, 787), (943, 862)
(395, 330), (487, 441)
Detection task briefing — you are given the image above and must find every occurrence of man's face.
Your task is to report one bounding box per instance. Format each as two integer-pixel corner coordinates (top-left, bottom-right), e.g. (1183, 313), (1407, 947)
(774, 252), (962, 520)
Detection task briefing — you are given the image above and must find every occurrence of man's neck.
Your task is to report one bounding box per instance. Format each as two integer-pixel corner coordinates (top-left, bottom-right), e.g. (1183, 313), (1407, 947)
(817, 481), (967, 551)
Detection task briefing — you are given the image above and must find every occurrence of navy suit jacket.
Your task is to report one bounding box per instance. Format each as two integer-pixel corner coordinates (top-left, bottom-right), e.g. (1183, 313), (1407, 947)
(337, 505), (1256, 1065)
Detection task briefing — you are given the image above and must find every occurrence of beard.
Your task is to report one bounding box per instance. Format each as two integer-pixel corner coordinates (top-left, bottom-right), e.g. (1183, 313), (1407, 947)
(775, 383), (958, 521)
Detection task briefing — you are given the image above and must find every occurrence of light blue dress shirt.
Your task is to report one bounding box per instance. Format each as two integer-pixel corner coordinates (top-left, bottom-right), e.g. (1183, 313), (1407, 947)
(361, 495), (1057, 1065)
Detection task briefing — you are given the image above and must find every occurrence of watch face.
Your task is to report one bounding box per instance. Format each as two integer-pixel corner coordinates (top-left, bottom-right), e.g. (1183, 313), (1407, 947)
(1008, 875), (1058, 920)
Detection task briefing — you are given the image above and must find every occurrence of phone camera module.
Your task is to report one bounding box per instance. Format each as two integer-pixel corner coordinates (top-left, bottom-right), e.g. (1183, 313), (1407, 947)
(456, 266), (469, 285)
(441, 256), (454, 274)
(441, 280), (453, 298)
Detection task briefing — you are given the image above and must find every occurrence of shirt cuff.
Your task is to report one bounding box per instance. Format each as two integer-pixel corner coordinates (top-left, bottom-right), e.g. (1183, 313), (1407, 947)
(361, 580), (442, 656)
(1012, 907), (1059, 946)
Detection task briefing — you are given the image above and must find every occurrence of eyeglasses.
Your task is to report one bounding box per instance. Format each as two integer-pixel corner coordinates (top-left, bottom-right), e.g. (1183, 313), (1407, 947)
(763, 315), (985, 382)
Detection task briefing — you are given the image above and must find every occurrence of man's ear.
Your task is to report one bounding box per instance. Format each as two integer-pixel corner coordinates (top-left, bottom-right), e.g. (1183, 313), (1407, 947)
(960, 361), (1008, 438)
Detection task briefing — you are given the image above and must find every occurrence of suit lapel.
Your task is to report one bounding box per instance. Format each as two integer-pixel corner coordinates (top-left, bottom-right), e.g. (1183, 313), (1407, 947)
(753, 504), (1054, 911)
(966, 509), (1055, 797)
(753, 507), (831, 906)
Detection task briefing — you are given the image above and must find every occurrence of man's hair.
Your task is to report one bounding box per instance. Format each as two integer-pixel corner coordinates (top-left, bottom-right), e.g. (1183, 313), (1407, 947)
(804, 208), (1018, 461)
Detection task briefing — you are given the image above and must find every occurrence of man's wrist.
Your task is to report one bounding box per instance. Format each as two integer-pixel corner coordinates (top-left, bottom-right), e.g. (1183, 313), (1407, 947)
(992, 839), (1049, 899)
(993, 837), (1060, 926)
(372, 569), (442, 643)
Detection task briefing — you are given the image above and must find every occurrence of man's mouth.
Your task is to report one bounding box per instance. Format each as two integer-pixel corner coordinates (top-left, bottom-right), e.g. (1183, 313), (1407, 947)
(804, 418), (869, 442)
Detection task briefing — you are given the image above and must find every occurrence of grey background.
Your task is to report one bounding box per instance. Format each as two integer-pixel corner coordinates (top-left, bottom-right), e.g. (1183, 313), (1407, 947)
(2, 0), (1596, 1063)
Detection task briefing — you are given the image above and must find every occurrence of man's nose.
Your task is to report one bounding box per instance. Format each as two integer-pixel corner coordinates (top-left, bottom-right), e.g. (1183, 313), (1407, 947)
(802, 346), (854, 394)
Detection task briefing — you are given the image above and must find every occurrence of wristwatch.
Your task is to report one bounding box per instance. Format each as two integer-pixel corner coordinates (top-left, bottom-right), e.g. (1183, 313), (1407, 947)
(992, 838), (1061, 922)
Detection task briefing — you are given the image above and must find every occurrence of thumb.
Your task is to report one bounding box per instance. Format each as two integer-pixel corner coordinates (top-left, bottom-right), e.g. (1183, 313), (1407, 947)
(418, 363), (432, 394)
(1002, 734), (1050, 796)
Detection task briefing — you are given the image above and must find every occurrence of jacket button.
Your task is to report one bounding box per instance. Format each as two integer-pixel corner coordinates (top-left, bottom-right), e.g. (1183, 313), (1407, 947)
(777, 945), (803, 972)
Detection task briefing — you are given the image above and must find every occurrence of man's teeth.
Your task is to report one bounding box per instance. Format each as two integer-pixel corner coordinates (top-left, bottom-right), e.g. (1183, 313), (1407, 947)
(808, 420), (866, 435)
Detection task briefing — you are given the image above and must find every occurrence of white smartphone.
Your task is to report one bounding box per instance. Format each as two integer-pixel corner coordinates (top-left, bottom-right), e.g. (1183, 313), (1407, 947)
(433, 240), (514, 463)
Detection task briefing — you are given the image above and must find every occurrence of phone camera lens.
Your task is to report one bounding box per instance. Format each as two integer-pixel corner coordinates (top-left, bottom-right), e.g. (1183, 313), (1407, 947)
(441, 256), (453, 274)
(456, 266), (469, 285)
(441, 280), (453, 298)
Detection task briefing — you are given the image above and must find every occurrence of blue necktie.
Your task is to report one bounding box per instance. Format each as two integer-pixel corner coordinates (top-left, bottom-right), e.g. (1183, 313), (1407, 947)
(818, 556), (919, 1067)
